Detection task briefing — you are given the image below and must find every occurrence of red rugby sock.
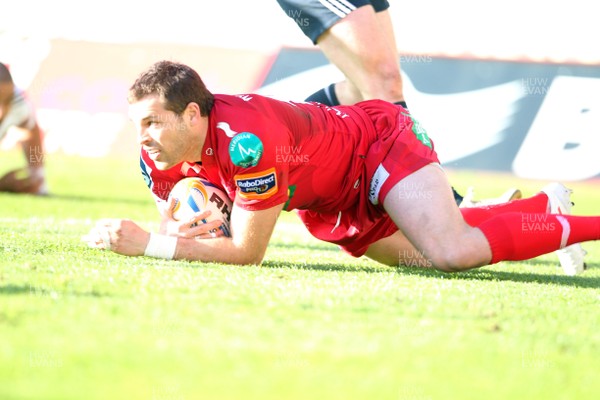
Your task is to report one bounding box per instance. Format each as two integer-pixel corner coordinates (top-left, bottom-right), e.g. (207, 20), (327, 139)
(460, 192), (549, 226)
(477, 213), (600, 264)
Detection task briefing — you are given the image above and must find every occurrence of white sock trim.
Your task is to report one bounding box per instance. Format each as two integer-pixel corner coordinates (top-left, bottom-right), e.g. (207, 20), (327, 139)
(556, 215), (571, 249)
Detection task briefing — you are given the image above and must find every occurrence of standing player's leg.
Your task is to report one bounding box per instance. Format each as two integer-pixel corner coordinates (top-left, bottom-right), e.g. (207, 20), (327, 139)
(311, 5), (404, 105)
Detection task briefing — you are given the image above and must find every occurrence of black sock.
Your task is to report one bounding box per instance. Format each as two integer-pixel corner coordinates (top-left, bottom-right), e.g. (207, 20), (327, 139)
(452, 187), (464, 206)
(305, 83), (340, 106)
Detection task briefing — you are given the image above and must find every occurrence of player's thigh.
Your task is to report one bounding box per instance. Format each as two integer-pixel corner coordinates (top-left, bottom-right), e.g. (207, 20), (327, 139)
(276, 0), (374, 44)
(317, 5), (396, 64)
(383, 164), (492, 269)
(374, 9), (398, 56)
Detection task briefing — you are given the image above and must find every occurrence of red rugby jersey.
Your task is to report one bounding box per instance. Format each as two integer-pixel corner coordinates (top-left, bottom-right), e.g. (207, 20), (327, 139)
(141, 94), (390, 213)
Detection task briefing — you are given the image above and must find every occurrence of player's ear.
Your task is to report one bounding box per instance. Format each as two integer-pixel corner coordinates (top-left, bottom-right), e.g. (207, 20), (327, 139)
(184, 102), (202, 125)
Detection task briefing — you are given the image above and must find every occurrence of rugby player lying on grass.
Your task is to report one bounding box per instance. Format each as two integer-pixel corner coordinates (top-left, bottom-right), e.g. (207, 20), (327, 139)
(85, 61), (592, 274)
(0, 62), (48, 195)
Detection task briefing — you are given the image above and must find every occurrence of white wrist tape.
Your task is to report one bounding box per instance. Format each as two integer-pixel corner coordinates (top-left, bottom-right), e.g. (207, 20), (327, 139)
(144, 233), (177, 259)
(98, 227), (112, 251)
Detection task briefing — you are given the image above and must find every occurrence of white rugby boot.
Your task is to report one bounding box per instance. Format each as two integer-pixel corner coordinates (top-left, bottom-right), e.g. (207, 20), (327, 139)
(541, 182), (587, 276)
(459, 187), (522, 208)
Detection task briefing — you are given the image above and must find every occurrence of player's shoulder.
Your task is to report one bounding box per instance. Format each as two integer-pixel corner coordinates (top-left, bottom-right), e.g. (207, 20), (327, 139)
(211, 93), (289, 133)
(213, 93), (280, 109)
(11, 87), (29, 106)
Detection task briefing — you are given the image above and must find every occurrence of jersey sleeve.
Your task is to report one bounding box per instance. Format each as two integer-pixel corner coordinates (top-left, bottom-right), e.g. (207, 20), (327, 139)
(0, 89), (36, 141)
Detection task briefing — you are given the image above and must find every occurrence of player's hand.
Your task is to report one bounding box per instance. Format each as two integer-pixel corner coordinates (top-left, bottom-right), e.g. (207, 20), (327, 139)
(159, 197), (225, 239)
(0, 168), (44, 194)
(83, 219), (150, 256)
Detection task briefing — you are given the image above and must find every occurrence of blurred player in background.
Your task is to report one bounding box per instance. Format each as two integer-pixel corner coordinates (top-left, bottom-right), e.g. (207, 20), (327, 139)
(89, 61), (590, 275)
(0, 62), (48, 195)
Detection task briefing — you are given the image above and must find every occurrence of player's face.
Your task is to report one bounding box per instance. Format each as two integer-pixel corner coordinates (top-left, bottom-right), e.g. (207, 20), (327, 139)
(129, 95), (203, 170)
(0, 82), (14, 122)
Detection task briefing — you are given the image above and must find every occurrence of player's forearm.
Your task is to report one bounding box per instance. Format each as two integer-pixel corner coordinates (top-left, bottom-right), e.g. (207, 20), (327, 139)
(173, 236), (266, 265)
(87, 219), (265, 265)
(21, 124), (44, 168)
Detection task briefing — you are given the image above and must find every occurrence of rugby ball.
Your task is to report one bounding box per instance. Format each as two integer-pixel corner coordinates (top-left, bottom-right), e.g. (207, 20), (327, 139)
(168, 178), (232, 237)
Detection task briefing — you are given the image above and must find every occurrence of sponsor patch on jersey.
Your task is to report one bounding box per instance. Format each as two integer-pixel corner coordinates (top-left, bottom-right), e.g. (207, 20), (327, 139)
(235, 168), (278, 200)
(228, 132), (263, 167)
(402, 112), (432, 149)
(369, 164), (390, 205)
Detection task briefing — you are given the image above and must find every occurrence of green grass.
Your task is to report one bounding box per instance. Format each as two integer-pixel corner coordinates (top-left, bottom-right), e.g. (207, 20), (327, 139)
(1, 152), (600, 400)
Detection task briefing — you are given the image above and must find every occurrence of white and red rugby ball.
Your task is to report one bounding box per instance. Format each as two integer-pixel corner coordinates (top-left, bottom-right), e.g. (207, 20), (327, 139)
(168, 178), (232, 237)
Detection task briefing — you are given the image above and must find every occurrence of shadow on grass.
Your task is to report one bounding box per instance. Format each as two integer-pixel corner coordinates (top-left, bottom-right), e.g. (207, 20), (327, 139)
(0, 283), (109, 298)
(396, 263), (600, 289)
(0, 284), (31, 295)
(261, 259), (396, 274)
(261, 258), (600, 289)
(268, 242), (340, 253)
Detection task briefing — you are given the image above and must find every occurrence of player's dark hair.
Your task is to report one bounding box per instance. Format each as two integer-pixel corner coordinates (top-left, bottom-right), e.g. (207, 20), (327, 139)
(128, 60), (214, 116)
(0, 62), (14, 83)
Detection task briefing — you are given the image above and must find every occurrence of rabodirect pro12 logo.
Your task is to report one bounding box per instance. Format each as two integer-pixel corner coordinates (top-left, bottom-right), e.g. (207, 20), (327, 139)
(234, 168), (278, 200)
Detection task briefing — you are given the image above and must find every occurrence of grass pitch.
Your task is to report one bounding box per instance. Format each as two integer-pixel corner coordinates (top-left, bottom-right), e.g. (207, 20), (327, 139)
(1, 152), (600, 400)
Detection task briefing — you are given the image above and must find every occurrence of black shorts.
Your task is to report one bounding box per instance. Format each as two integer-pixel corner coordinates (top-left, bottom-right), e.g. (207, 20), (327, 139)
(277, 0), (390, 44)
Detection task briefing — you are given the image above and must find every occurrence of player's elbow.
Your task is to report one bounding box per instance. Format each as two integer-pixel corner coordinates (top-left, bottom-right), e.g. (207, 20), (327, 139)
(233, 252), (265, 266)
(230, 245), (267, 266)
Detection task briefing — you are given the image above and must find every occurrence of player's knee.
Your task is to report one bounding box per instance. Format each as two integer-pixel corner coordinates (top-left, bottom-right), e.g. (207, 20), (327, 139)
(362, 62), (403, 101)
(424, 246), (474, 273)
(375, 61), (402, 84)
